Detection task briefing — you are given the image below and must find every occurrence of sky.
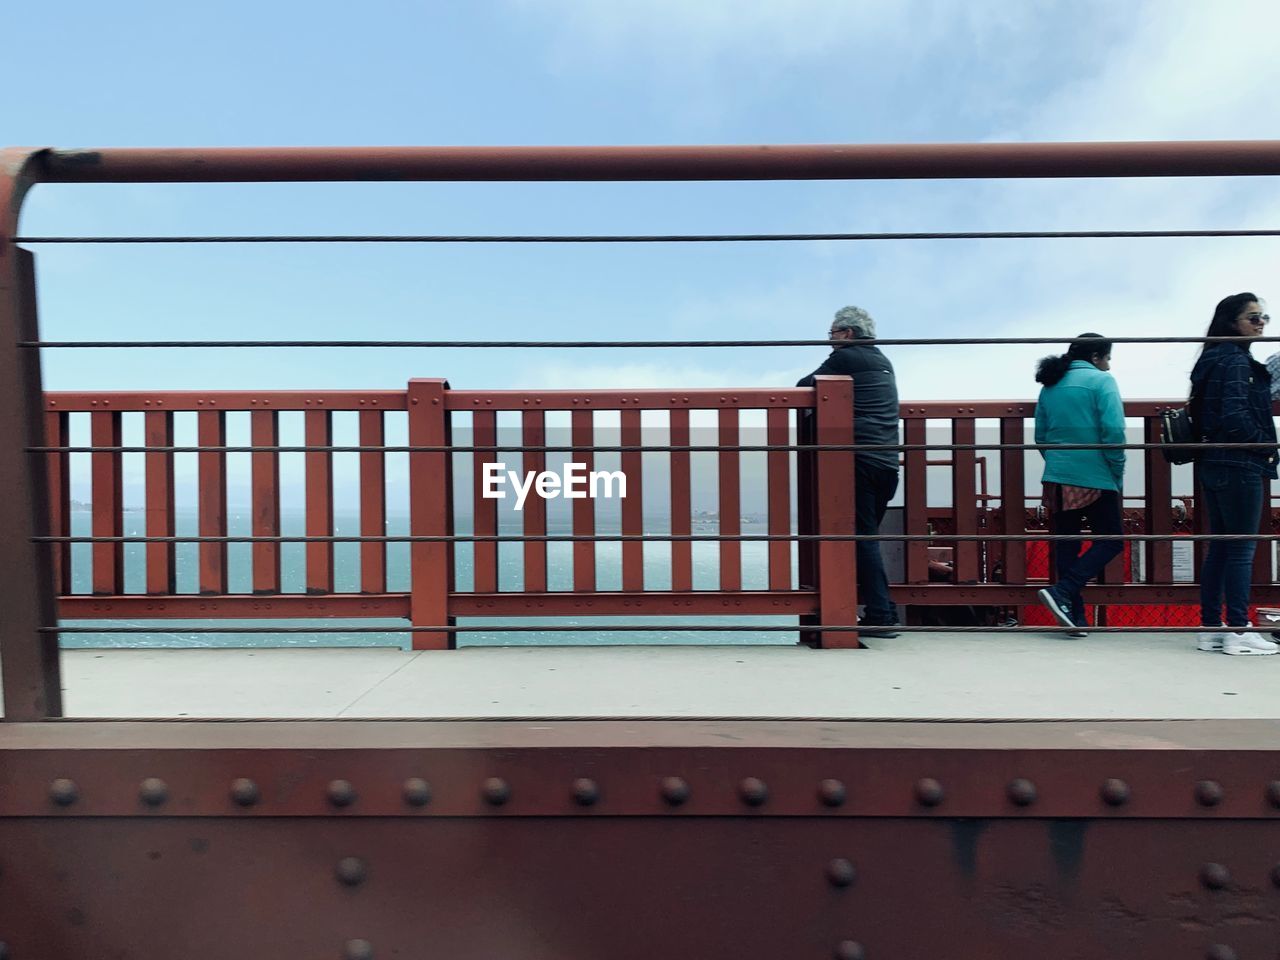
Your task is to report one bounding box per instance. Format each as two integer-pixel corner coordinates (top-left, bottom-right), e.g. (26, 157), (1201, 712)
(6, 0), (1280, 405)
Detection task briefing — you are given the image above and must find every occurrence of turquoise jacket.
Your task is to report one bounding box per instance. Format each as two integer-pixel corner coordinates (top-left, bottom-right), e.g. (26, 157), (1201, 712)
(1034, 360), (1126, 492)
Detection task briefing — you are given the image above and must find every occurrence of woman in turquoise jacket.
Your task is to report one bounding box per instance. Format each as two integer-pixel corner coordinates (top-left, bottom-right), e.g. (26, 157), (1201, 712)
(1033, 333), (1126, 636)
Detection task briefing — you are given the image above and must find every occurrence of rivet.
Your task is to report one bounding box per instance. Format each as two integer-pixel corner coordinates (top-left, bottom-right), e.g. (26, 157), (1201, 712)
(327, 779), (357, 808)
(1206, 945), (1238, 960)
(818, 779), (847, 807)
(343, 939), (374, 960)
(139, 778), (169, 807)
(1007, 778), (1037, 806)
(739, 777), (768, 807)
(230, 778), (260, 807)
(1100, 778), (1130, 807)
(914, 778), (944, 807)
(572, 778), (600, 806)
(335, 856), (367, 887)
(1266, 780), (1280, 808)
(1200, 862), (1230, 890)
(402, 778), (431, 807)
(482, 777), (511, 806)
(827, 858), (856, 888)
(1195, 780), (1224, 807)
(833, 940), (866, 960)
(661, 776), (691, 806)
(49, 778), (78, 806)
(411, 398), (419, 405)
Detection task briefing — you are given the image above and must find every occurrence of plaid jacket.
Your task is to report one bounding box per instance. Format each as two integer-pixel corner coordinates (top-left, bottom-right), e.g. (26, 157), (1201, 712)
(1191, 343), (1279, 478)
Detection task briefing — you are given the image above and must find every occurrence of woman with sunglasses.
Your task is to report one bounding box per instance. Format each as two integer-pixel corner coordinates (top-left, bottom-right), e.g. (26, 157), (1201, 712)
(1192, 293), (1278, 656)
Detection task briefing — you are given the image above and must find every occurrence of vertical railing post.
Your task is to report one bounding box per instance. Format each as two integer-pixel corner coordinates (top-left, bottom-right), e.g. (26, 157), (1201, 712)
(999, 415), (1027, 588)
(902, 415), (929, 583)
(813, 376), (860, 649)
(0, 150), (62, 720)
(795, 404), (818, 645)
(1144, 416), (1174, 584)
(408, 379), (453, 650)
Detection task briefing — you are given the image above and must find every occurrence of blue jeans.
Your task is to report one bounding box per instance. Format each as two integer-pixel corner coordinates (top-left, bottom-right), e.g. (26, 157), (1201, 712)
(1050, 488), (1124, 601)
(1199, 462), (1265, 629)
(856, 461), (900, 625)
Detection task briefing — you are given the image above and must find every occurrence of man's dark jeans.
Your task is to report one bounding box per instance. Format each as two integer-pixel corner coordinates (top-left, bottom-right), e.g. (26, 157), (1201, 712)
(857, 461), (900, 625)
(1199, 462), (1264, 628)
(1051, 488), (1123, 601)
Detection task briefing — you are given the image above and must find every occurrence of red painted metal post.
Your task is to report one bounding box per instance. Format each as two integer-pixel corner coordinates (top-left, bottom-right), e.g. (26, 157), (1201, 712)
(951, 417), (979, 581)
(144, 410), (176, 595)
(0, 149), (62, 720)
(813, 376), (859, 648)
(358, 410), (386, 594)
(197, 410), (228, 595)
(1143, 418), (1174, 583)
(407, 379), (452, 649)
(670, 410), (693, 592)
(90, 410), (123, 595)
(471, 411), (498, 594)
(44, 409), (70, 595)
(999, 416), (1026, 586)
(766, 408), (791, 591)
(795, 405), (818, 646)
(718, 408), (742, 591)
(572, 410), (596, 593)
(304, 410), (334, 594)
(902, 417), (929, 583)
(620, 409), (644, 591)
(250, 410), (281, 594)
(521, 410), (547, 592)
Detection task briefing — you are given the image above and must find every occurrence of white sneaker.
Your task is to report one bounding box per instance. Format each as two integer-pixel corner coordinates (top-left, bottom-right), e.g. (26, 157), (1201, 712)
(1223, 631), (1279, 656)
(1197, 630), (1226, 653)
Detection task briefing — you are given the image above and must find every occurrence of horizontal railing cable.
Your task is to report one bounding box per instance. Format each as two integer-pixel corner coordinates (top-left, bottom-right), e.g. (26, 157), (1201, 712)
(19, 335), (1280, 348)
(38, 624), (1260, 634)
(14, 228), (1280, 244)
(29, 533), (1275, 544)
(24, 441), (1280, 454)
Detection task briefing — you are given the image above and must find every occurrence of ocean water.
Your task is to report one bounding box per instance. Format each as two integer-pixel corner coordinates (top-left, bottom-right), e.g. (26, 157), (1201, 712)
(60, 511), (802, 649)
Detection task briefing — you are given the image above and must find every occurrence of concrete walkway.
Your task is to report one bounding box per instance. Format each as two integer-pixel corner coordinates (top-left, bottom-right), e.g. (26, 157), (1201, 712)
(44, 631), (1280, 719)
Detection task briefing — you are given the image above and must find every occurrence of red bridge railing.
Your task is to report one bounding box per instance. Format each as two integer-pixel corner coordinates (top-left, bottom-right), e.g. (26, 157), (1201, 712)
(40, 385), (1280, 648)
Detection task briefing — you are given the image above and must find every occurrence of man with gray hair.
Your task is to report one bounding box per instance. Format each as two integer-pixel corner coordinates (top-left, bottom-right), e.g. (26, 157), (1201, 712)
(797, 305), (902, 637)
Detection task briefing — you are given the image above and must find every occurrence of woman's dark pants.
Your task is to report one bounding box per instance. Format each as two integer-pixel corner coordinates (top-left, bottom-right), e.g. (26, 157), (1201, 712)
(1199, 462), (1265, 629)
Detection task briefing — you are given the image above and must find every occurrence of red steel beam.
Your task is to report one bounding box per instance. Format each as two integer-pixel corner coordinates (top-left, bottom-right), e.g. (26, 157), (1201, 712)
(44, 392), (407, 412)
(446, 390), (814, 412)
(27, 141), (1280, 183)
